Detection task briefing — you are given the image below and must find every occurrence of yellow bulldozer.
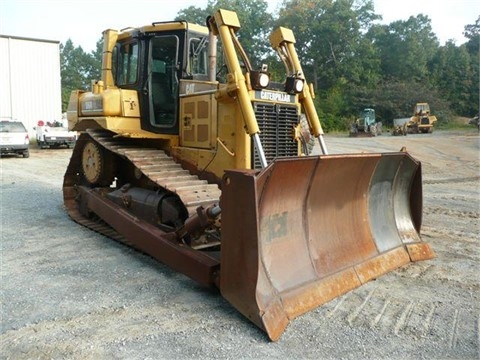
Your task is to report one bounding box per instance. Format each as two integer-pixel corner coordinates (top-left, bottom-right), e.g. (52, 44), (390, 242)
(64, 9), (434, 341)
(407, 102), (437, 133)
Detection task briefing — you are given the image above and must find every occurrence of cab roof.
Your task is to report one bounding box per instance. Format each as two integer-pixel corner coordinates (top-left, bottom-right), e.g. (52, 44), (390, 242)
(116, 21), (208, 42)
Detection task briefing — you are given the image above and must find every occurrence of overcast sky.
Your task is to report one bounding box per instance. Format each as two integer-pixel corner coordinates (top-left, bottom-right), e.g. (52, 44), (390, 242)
(0, 0), (478, 52)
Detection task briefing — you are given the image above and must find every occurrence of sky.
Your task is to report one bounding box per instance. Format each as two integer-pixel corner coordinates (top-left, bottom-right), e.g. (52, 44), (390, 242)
(0, 0), (478, 52)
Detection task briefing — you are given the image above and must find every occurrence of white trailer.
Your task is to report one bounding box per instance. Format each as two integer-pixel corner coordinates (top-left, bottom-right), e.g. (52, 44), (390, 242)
(0, 35), (62, 140)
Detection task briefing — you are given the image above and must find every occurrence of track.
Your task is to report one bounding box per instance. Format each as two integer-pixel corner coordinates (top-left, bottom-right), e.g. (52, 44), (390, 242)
(63, 129), (221, 244)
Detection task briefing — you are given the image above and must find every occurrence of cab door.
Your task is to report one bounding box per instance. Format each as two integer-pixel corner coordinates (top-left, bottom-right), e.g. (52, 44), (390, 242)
(144, 35), (180, 134)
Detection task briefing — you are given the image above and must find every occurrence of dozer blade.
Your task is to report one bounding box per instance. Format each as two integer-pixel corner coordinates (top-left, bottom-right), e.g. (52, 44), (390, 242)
(219, 152), (434, 341)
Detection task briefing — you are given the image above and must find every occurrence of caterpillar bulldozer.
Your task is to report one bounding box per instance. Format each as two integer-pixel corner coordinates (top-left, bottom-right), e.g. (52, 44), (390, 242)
(64, 9), (434, 341)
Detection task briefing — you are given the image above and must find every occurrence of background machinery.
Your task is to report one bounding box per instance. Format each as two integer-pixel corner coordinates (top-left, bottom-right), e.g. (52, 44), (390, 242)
(392, 118), (409, 136)
(407, 102), (437, 133)
(64, 9), (434, 341)
(349, 108), (382, 137)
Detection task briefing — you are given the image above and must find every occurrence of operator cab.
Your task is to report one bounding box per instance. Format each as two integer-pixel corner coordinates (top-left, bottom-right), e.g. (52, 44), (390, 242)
(111, 25), (209, 135)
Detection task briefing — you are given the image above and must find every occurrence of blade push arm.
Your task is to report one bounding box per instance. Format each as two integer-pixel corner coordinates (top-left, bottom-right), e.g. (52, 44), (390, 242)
(208, 9), (268, 168)
(270, 27), (328, 155)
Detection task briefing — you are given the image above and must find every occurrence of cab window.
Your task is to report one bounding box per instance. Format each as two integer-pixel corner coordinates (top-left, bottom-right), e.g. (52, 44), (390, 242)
(115, 42), (139, 85)
(148, 35), (179, 128)
(187, 36), (208, 79)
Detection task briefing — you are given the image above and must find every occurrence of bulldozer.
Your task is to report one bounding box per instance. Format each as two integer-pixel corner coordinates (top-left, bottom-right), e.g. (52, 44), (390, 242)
(407, 102), (437, 133)
(349, 108), (382, 137)
(64, 9), (434, 341)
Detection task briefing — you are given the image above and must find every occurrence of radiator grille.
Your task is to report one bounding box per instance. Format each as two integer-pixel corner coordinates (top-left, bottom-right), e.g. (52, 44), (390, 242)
(252, 102), (299, 169)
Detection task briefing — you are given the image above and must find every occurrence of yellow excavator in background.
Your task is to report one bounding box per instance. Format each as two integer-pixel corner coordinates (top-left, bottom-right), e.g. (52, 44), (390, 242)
(64, 9), (434, 341)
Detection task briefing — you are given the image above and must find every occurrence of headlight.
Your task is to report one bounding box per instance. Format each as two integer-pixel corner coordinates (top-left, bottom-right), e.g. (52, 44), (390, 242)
(250, 70), (270, 90)
(258, 73), (270, 88)
(294, 78), (304, 92)
(285, 76), (304, 94)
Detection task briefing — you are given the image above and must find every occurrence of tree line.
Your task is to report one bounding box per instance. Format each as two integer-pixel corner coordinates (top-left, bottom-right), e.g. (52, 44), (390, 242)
(60, 0), (479, 131)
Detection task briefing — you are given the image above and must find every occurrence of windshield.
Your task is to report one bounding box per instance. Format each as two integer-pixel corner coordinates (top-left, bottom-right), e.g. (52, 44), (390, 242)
(0, 121), (27, 133)
(415, 104), (430, 113)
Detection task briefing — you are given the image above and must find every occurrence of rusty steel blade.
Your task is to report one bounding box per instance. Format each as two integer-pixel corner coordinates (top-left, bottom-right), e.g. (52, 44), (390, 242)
(219, 152), (434, 341)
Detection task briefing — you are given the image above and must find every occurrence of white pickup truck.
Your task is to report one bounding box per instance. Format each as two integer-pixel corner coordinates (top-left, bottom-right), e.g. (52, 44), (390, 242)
(36, 121), (77, 149)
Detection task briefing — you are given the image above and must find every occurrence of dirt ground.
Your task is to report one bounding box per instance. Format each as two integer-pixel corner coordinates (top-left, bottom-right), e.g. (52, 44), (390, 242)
(1, 129), (479, 359)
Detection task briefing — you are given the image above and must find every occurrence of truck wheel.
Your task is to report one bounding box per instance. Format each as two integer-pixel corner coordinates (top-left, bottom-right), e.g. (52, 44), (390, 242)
(23, 150), (30, 158)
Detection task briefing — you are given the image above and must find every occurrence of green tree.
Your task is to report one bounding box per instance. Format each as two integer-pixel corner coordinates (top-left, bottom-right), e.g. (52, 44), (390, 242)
(463, 16), (480, 116)
(60, 39), (87, 111)
(60, 38), (103, 112)
(85, 38), (103, 82)
(464, 15), (480, 55)
(277, 0), (380, 88)
(370, 15), (439, 81)
(176, 0), (274, 67)
(431, 41), (473, 115)
(176, 5), (210, 26)
(276, 0), (381, 130)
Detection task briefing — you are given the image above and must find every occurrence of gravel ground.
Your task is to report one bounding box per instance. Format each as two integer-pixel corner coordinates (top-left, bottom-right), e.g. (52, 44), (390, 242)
(1, 129), (479, 359)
